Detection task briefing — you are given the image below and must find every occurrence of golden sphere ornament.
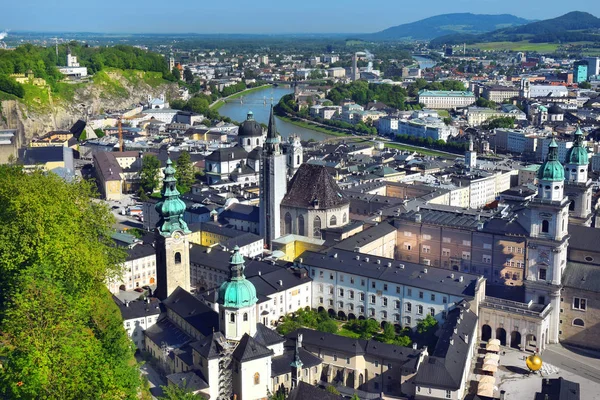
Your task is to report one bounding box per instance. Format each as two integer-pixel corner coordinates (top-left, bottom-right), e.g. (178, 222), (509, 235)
(526, 354), (543, 372)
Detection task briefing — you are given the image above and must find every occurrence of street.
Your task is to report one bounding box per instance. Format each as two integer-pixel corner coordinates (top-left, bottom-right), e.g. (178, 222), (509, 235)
(137, 354), (165, 399)
(543, 344), (600, 384)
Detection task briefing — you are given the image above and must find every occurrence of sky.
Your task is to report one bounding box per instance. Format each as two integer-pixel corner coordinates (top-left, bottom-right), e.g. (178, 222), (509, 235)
(1, 1), (598, 34)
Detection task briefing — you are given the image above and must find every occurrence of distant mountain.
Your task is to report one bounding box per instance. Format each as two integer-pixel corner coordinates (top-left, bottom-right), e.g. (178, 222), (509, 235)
(366, 13), (531, 41)
(430, 11), (600, 46)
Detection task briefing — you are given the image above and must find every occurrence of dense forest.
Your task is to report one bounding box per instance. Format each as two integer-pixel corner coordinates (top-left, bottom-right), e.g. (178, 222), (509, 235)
(0, 166), (142, 399)
(0, 42), (176, 98)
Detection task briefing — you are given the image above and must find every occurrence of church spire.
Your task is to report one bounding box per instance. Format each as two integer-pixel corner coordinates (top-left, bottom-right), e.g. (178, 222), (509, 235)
(264, 105), (280, 155)
(155, 156), (190, 236)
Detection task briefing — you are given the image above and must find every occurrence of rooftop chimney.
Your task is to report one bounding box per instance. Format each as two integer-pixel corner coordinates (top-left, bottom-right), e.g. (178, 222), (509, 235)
(412, 342), (417, 350)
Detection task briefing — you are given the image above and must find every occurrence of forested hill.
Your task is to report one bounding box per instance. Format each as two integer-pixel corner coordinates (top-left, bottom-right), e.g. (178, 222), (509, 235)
(366, 13), (531, 41)
(0, 43), (176, 99)
(431, 11), (600, 46)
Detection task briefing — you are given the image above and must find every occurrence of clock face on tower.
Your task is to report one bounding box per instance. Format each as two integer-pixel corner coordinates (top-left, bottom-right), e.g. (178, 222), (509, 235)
(172, 231), (183, 242)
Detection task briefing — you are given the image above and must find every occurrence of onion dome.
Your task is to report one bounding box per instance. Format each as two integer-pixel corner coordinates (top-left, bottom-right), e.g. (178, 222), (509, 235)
(218, 246), (258, 309)
(238, 111), (264, 137)
(565, 126), (588, 165)
(155, 157), (190, 236)
(537, 138), (564, 182)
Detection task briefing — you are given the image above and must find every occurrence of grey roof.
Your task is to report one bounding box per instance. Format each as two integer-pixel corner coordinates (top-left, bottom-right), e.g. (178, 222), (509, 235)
(481, 218), (529, 237)
(271, 347), (322, 377)
(248, 146), (262, 160)
(396, 208), (487, 230)
(232, 333), (274, 362)
(222, 232), (263, 249)
(254, 323), (286, 347)
(166, 370), (209, 391)
(567, 224), (600, 252)
(113, 296), (162, 321)
(288, 381), (341, 400)
(94, 151), (122, 181)
(190, 332), (226, 360)
(562, 261), (600, 293)
(220, 203), (260, 223)
(205, 146), (248, 162)
(413, 301), (477, 390)
(144, 318), (192, 348)
(333, 222), (396, 251)
(534, 377), (580, 400)
(189, 244), (283, 277)
(125, 243), (156, 261)
(23, 146), (67, 165)
(162, 287), (219, 336)
(238, 117), (264, 137)
(299, 249), (480, 298)
(282, 164), (349, 209)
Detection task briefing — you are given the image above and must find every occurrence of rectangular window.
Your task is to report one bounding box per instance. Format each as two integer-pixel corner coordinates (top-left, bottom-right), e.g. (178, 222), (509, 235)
(446, 390), (452, 399)
(350, 277), (355, 284)
(483, 243), (492, 250)
(404, 243), (412, 251)
(422, 234), (432, 240)
(407, 288), (412, 297)
(370, 295), (376, 304)
(462, 251), (471, 260)
(383, 284), (388, 291)
(383, 298), (388, 307)
(404, 231), (412, 237)
(573, 298), (587, 311)
(431, 294), (435, 301)
(395, 300), (400, 309)
(339, 288), (344, 297)
(539, 269), (547, 280)
(442, 248), (450, 257)
(443, 296), (447, 304)
(371, 281), (376, 289)
(360, 293), (365, 301)
(419, 291), (424, 299)
(442, 237), (451, 243)
(333, 355), (337, 361)
(482, 255), (491, 264)
(340, 274), (344, 282)
(311, 269), (315, 277)
(361, 279), (366, 286)
(396, 286), (401, 294)
(417, 305), (423, 315)
(319, 271), (324, 278)
(462, 240), (471, 246)
(319, 297), (324, 304)
(330, 273), (334, 280)
(405, 303), (412, 313)
(422, 245), (430, 254)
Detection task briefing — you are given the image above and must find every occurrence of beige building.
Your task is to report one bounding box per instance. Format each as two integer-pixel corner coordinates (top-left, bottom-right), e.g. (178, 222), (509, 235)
(417, 90), (476, 109)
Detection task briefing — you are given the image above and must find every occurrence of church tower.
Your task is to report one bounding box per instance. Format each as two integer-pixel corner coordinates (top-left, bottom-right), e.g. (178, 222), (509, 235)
(525, 138), (569, 345)
(260, 106), (287, 249)
(465, 136), (477, 171)
(564, 126), (593, 226)
(155, 157), (191, 300)
(287, 134), (303, 178)
(218, 246), (258, 340)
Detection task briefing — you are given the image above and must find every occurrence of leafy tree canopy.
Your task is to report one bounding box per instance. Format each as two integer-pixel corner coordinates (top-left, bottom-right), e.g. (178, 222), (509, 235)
(0, 166), (140, 399)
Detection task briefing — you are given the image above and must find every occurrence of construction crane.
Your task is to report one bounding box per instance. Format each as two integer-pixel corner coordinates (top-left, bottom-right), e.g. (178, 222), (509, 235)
(118, 118), (123, 152)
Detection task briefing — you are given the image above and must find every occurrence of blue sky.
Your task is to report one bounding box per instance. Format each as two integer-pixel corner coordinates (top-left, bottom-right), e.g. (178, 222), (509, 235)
(1, 1), (597, 33)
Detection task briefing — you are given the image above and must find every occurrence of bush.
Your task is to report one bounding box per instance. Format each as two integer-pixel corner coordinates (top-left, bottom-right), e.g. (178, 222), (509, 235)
(0, 75), (25, 98)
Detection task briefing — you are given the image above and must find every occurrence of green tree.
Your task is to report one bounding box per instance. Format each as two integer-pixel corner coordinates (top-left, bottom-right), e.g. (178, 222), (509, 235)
(172, 67), (181, 81)
(579, 81), (592, 89)
(140, 154), (161, 193)
(175, 151), (195, 194)
(382, 322), (396, 343)
(159, 380), (205, 399)
(485, 116), (515, 130)
(476, 97), (497, 108)
(0, 166), (140, 399)
(394, 334), (412, 347)
(316, 319), (338, 334)
(94, 128), (105, 138)
(183, 67), (194, 84)
(326, 386), (340, 395)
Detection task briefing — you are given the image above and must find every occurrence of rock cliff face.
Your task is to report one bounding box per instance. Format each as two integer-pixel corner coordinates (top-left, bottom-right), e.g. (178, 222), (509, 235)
(0, 69), (179, 145)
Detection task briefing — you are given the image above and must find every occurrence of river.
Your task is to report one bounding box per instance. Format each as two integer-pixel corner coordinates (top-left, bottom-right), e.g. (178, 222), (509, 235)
(413, 55), (436, 69)
(218, 86), (331, 142)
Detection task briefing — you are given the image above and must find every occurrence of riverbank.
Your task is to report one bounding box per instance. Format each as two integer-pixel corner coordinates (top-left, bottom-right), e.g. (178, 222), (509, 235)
(384, 142), (458, 159)
(210, 84), (272, 111)
(275, 114), (351, 138)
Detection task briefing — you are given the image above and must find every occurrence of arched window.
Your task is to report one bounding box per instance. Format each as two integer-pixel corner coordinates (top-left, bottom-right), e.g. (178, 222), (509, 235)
(573, 318), (585, 327)
(313, 216), (322, 238)
(343, 213), (347, 224)
(175, 252), (182, 264)
(541, 220), (549, 233)
(298, 215), (305, 236)
(569, 201), (575, 211)
(256, 138), (260, 146)
(243, 313), (248, 322)
(247, 138), (250, 146)
(330, 215), (337, 226)
(254, 372), (260, 385)
(230, 313), (235, 323)
(284, 212), (292, 235)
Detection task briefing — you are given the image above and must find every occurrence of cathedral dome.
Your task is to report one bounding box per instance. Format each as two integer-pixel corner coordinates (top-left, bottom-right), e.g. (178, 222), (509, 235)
(537, 139), (565, 182)
(565, 126), (588, 165)
(218, 246), (258, 308)
(238, 111), (264, 137)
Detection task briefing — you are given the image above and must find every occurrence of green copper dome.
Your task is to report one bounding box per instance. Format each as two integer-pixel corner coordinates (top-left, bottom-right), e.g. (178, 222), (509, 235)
(218, 246), (258, 309)
(565, 126), (588, 165)
(155, 157), (190, 236)
(537, 138), (565, 182)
